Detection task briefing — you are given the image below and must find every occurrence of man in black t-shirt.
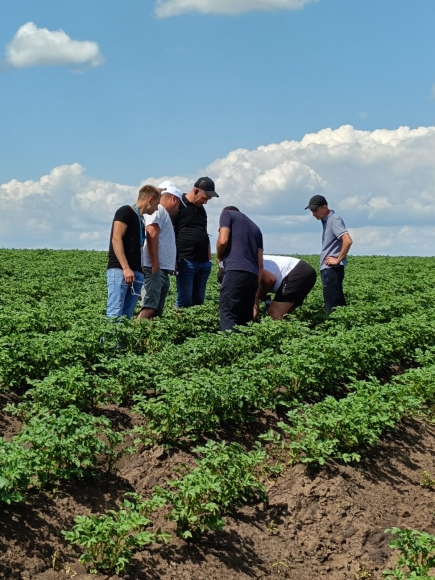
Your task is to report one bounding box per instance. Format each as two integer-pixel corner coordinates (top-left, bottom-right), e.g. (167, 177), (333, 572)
(172, 176), (219, 308)
(216, 206), (263, 331)
(106, 184), (160, 319)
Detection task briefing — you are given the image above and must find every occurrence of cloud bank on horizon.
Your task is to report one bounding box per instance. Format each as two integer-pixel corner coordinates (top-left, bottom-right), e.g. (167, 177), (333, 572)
(5, 22), (104, 68)
(1, 124), (434, 256)
(154, 0), (318, 17)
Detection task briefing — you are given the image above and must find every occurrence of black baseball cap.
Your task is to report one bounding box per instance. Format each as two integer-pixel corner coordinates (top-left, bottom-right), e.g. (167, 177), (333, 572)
(194, 176), (219, 198)
(305, 195), (328, 210)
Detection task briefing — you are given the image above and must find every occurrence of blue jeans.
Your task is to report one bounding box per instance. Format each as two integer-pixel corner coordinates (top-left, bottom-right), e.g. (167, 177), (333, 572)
(176, 259), (212, 308)
(106, 268), (144, 319)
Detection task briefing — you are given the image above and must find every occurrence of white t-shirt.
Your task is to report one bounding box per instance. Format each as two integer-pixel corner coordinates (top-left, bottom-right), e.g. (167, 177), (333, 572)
(263, 255), (301, 293)
(142, 205), (176, 270)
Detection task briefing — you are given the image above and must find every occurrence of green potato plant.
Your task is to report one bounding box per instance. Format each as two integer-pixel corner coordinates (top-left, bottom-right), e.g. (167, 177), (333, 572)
(62, 493), (170, 574)
(153, 440), (267, 539)
(0, 406), (124, 501)
(383, 527), (435, 579)
(0, 440), (34, 504)
(4, 365), (124, 420)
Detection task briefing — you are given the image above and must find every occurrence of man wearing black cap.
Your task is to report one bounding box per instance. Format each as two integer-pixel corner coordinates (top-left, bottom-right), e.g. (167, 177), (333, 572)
(172, 177), (219, 308)
(305, 195), (353, 314)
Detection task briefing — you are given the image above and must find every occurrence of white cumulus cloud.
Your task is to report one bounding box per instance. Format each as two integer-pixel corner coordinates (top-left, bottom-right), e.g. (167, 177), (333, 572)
(2, 124), (435, 256)
(204, 125), (435, 225)
(5, 22), (104, 68)
(0, 164), (135, 248)
(154, 0), (318, 18)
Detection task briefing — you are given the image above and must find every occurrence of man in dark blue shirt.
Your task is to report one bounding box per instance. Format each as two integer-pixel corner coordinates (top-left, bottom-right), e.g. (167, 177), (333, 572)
(216, 206), (263, 331)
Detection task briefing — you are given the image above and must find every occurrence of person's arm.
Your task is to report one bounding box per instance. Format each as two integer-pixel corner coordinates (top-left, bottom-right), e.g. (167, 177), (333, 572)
(325, 233), (353, 266)
(204, 213), (211, 261)
(257, 249), (263, 286)
(253, 251), (266, 320)
(146, 223), (161, 274)
(112, 221), (135, 284)
(256, 269), (276, 301)
(216, 227), (230, 261)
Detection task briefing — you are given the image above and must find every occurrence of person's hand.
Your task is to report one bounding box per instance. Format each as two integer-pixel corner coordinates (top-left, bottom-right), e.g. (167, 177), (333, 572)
(123, 267), (135, 284)
(151, 265), (160, 275)
(217, 267), (225, 284)
(325, 256), (340, 266)
(253, 297), (260, 320)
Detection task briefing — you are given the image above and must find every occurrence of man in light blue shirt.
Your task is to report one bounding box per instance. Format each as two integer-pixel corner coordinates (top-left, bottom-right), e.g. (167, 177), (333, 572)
(305, 195), (353, 314)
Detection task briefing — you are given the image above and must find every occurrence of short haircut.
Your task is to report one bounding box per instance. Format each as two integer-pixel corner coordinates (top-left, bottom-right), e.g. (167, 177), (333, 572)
(138, 184), (160, 201)
(223, 206), (239, 212)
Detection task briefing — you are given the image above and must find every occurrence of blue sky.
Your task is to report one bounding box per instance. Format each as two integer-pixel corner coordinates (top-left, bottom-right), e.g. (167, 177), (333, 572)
(1, 0), (435, 254)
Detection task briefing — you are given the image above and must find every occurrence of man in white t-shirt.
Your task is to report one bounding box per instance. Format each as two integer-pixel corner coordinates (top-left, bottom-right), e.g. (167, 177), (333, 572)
(137, 181), (182, 321)
(255, 255), (317, 320)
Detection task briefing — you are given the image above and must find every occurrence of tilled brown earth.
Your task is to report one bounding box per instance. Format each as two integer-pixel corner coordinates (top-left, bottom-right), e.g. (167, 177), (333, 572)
(1, 414), (435, 580)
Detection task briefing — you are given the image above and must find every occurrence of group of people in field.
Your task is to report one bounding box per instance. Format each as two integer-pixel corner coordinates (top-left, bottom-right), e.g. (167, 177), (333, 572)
(106, 177), (353, 331)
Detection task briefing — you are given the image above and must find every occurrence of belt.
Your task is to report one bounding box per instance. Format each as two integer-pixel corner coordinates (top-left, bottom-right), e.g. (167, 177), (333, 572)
(143, 267), (175, 275)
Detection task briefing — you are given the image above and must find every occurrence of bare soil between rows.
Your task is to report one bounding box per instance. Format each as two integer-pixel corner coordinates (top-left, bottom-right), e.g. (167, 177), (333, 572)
(1, 401), (435, 580)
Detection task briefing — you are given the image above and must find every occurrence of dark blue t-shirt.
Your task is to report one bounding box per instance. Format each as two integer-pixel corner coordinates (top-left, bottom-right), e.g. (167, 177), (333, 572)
(219, 210), (263, 276)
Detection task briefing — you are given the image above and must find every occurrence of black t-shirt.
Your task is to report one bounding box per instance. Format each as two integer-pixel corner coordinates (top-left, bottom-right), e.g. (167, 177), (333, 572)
(219, 210), (263, 276)
(107, 205), (145, 271)
(171, 195), (210, 262)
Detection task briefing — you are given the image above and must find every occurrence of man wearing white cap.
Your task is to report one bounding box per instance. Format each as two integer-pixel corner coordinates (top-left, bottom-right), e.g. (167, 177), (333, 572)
(137, 181), (182, 321)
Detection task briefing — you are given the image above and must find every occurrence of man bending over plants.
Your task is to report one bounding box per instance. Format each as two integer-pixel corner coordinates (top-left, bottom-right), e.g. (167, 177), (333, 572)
(217, 206), (263, 331)
(255, 255), (317, 320)
(106, 185), (160, 319)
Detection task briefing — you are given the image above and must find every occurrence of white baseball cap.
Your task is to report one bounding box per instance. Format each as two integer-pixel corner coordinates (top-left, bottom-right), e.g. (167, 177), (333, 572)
(158, 180), (184, 203)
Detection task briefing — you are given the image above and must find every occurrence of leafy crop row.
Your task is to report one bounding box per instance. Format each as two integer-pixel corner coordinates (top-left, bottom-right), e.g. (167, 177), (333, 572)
(0, 406), (122, 504)
(2, 250), (435, 576)
(132, 311), (435, 444)
(62, 440), (267, 574)
(263, 360), (435, 466)
(2, 252), (434, 393)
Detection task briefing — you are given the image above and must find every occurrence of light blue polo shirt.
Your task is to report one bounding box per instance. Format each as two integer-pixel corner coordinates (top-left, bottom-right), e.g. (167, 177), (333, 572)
(320, 210), (348, 270)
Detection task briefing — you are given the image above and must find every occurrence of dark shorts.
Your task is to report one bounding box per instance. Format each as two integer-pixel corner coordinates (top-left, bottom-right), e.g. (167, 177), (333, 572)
(274, 260), (317, 305)
(140, 268), (171, 317)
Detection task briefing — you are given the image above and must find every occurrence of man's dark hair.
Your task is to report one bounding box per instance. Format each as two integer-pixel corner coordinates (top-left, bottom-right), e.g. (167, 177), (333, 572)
(223, 206), (239, 212)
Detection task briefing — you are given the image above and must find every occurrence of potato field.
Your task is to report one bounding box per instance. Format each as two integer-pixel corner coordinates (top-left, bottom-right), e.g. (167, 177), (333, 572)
(1, 249), (435, 580)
